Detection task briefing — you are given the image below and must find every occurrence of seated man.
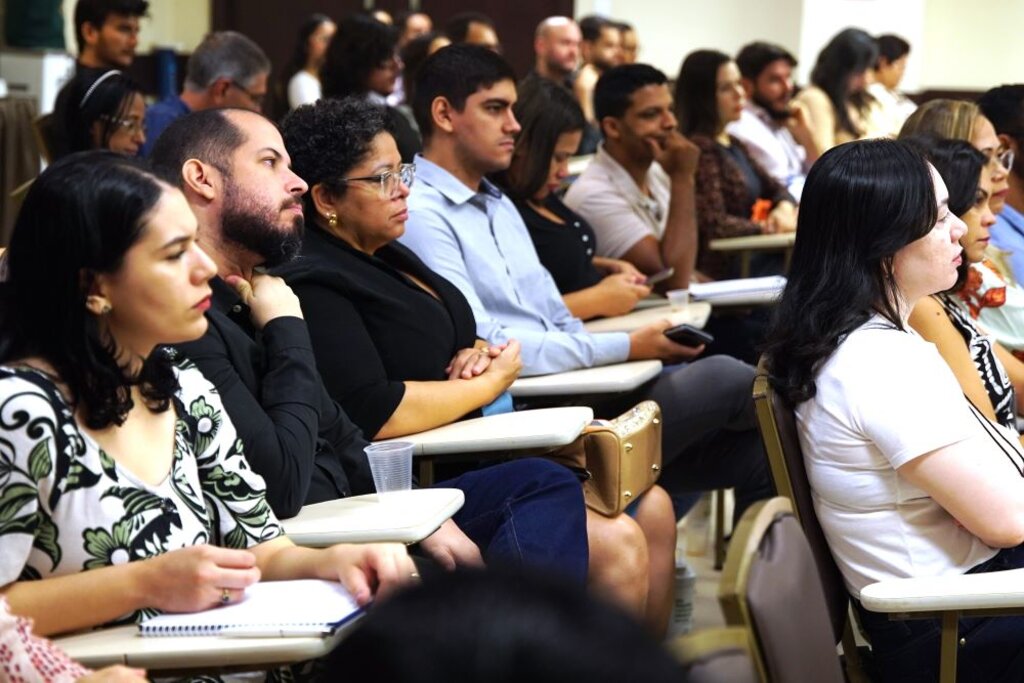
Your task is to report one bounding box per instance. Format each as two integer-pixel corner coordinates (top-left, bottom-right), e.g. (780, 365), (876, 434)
(727, 41), (819, 201)
(400, 45), (772, 520)
(149, 107), (589, 582)
(563, 64), (699, 292)
(573, 15), (623, 155)
(444, 11), (500, 52)
(529, 16), (581, 90)
(141, 31), (269, 156)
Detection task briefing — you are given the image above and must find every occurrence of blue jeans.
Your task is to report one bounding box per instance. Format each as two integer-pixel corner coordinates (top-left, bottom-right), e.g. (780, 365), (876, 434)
(436, 458), (589, 585)
(855, 544), (1024, 683)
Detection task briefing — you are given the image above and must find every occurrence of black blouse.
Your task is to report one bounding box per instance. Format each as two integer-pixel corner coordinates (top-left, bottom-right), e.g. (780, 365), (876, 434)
(273, 227), (478, 438)
(515, 195), (603, 295)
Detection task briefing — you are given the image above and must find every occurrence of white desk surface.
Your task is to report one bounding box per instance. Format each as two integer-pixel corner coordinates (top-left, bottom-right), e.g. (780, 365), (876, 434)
(860, 567), (1024, 613)
(383, 406), (593, 454)
(583, 302), (711, 333)
(283, 488), (464, 546)
(708, 232), (796, 251)
(694, 290), (780, 307)
(509, 360), (663, 397)
(57, 620), (356, 671)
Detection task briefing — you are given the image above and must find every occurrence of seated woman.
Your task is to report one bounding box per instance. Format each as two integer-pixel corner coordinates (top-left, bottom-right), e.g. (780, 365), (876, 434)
(277, 97), (678, 636)
(283, 13), (336, 110)
(764, 138), (1024, 682)
(493, 78), (651, 321)
(50, 70), (146, 159)
(320, 14), (420, 162)
(0, 152), (413, 639)
(899, 100), (1024, 360)
(906, 137), (1024, 435)
(675, 49), (796, 280)
(793, 28), (880, 153)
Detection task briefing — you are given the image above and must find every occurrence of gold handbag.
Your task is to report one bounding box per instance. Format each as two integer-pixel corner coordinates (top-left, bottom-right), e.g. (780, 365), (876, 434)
(547, 401), (663, 517)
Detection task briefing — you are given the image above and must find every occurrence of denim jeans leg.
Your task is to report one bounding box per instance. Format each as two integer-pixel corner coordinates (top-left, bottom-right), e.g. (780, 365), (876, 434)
(436, 458), (589, 585)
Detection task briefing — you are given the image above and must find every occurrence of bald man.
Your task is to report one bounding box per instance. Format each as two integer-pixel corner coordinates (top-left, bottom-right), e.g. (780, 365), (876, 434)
(532, 16), (581, 88)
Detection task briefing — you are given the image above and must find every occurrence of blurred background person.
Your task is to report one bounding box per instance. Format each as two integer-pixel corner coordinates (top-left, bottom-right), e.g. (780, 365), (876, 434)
(617, 21), (639, 64)
(979, 86), (1024, 282)
(868, 33), (917, 136)
(445, 11), (500, 52)
(529, 16), (581, 90)
(51, 69), (145, 158)
(283, 13), (336, 110)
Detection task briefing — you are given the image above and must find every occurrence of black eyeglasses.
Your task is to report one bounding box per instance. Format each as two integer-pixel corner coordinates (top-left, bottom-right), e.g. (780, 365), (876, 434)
(229, 80), (266, 108)
(340, 163), (415, 198)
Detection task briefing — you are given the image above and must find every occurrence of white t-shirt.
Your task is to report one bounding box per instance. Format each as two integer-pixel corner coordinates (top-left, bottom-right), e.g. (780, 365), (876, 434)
(795, 316), (1000, 596)
(287, 71), (321, 110)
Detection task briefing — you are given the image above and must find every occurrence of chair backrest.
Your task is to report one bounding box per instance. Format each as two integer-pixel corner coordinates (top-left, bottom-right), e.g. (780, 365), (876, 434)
(719, 497), (845, 683)
(32, 113), (56, 164)
(670, 626), (758, 683)
(751, 359), (850, 644)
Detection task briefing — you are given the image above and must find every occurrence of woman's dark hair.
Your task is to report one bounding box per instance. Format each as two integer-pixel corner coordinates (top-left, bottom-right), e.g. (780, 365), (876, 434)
(675, 49), (731, 136)
(493, 78), (585, 200)
(875, 34), (910, 66)
(1, 151), (177, 428)
(283, 13), (333, 84)
(281, 97), (393, 220)
(903, 134), (987, 291)
(320, 14), (397, 99)
(51, 69), (143, 158)
(762, 139), (938, 405)
(809, 28), (878, 137)
(401, 31), (443, 107)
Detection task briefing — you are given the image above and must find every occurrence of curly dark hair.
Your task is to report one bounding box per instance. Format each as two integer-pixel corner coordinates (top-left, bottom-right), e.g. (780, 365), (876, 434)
(762, 139), (937, 406)
(1, 151), (178, 429)
(281, 97), (393, 221)
(320, 14), (397, 99)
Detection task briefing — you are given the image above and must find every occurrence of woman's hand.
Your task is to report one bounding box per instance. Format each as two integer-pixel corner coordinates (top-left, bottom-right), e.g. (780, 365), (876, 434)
(135, 545), (261, 613)
(446, 346), (496, 380)
(479, 339), (522, 390)
(595, 273), (651, 316)
(767, 201), (798, 234)
(323, 543), (419, 606)
(592, 257), (643, 279)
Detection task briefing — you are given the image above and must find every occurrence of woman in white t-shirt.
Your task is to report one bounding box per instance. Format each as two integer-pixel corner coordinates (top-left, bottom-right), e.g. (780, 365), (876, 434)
(763, 138), (1024, 683)
(284, 14), (336, 110)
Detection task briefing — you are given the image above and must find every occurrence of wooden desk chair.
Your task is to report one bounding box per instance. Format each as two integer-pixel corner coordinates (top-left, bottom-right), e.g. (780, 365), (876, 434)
(32, 113), (56, 164)
(718, 497), (845, 682)
(670, 626), (758, 683)
(751, 360), (869, 682)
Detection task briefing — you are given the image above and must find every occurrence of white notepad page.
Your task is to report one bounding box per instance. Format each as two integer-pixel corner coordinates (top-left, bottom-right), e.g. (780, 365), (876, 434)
(139, 579), (363, 637)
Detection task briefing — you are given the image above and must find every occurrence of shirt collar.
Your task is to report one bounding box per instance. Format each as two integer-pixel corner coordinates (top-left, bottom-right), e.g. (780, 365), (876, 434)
(1000, 202), (1024, 230)
(210, 276), (243, 314)
(414, 154), (504, 205)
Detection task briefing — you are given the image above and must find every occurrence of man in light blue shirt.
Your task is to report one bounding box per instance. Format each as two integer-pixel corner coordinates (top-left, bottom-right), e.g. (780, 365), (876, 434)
(400, 45), (771, 521)
(979, 85), (1024, 282)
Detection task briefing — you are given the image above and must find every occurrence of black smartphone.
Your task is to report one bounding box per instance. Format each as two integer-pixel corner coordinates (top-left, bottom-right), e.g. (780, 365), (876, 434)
(645, 267), (675, 286)
(664, 323), (714, 347)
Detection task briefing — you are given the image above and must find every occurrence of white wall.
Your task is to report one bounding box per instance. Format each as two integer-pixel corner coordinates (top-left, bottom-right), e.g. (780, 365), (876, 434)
(61, 0), (210, 55)
(575, 0), (1021, 92)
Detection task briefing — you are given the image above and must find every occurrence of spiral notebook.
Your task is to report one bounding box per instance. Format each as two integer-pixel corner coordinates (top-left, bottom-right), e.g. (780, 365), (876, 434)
(138, 579), (364, 638)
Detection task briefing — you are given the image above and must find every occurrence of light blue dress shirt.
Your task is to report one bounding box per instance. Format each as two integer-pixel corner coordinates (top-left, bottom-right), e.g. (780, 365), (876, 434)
(400, 155), (631, 377)
(990, 203), (1024, 283)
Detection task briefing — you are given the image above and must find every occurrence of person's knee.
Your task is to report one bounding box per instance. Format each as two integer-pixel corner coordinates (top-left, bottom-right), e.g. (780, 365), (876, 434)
(587, 511), (649, 574)
(634, 486), (678, 552)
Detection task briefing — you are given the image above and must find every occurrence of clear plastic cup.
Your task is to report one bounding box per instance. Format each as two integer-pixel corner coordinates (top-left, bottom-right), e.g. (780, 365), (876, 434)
(667, 289), (690, 311)
(365, 442), (414, 496)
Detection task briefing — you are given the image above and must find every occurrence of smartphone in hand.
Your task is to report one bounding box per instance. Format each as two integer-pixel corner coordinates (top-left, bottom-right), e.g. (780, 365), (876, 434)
(645, 267), (675, 286)
(664, 323), (714, 347)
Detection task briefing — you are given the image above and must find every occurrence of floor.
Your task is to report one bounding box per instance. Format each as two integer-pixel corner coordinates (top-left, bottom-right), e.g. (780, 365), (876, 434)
(672, 492), (728, 636)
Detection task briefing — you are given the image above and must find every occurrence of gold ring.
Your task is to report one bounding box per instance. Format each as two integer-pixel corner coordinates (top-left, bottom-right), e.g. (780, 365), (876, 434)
(221, 588), (232, 604)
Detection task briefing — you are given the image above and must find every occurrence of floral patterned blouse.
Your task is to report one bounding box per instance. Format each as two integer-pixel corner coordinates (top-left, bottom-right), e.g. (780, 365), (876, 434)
(0, 359), (283, 627)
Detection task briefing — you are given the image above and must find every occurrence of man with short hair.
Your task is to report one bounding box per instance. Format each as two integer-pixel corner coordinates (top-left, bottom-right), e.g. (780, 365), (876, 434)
(73, 0), (148, 72)
(574, 16), (622, 124)
(979, 85), (1024, 280)
(149, 107), (590, 581)
(397, 11), (433, 48)
(564, 64), (700, 292)
(444, 12), (500, 53)
(616, 21), (638, 64)
(531, 16), (581, 89)
(401, 45), (771, 520)
(726, 41), (818, 200)
(140, 31), (270, 156)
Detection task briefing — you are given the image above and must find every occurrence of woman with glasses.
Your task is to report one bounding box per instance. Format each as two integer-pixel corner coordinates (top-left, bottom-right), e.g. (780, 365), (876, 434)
(903, 136), (1024, 438)
(320, 13), (420, 162)
(278, 97), (679, 637)
(51, 69), (146, 158)
(899, 100), (1024, 365)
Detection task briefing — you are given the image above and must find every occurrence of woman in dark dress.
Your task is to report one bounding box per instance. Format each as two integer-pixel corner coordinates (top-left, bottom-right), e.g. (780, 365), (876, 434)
(278, 97), (678, 636)
(494, 78), (651, 321)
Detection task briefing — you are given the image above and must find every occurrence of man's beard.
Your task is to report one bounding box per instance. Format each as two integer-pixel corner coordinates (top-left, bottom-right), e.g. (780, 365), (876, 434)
(221, 182), (303, 267)
(752, 91), (792, 122)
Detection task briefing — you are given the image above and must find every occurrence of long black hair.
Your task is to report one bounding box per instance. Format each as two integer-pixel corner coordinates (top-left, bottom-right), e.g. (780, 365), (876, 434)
(51, 69), (143, 158)
(1, 151), (177, 428)
(763, 139), (938, 405)
(284, 13), (333, 83)
(809, 28), (878, 138)
(492, 78), (585, 201)
(675, 49), (731, 137)
(320, 14), (397, 99)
